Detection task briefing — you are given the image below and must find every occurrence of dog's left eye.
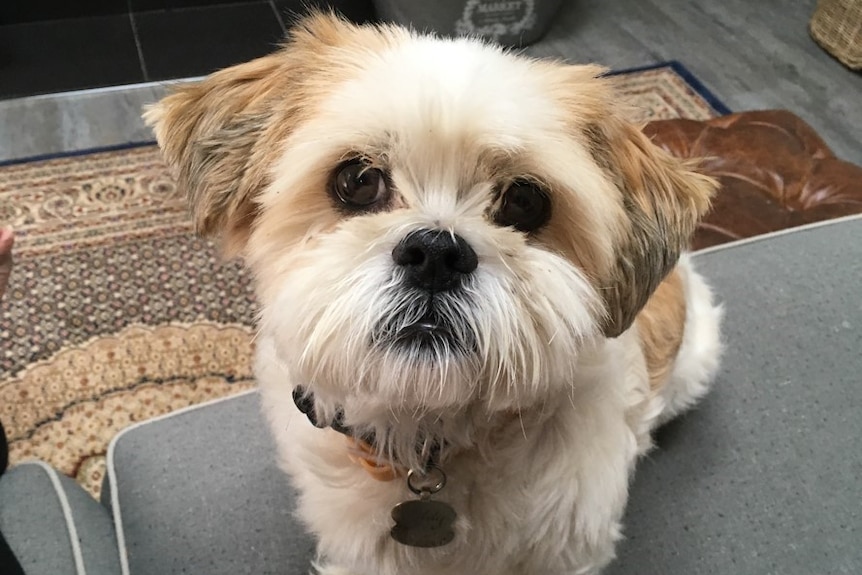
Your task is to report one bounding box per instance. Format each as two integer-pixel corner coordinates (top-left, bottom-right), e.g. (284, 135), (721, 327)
(332, 160), (390, 210)
(494, 180), (551, 233)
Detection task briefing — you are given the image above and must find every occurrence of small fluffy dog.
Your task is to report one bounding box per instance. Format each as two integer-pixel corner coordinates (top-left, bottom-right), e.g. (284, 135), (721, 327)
(147, 13), (722, 575)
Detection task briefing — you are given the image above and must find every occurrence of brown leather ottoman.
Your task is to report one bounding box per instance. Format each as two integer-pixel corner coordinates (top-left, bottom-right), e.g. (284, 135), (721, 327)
(645, 109), (862, 250)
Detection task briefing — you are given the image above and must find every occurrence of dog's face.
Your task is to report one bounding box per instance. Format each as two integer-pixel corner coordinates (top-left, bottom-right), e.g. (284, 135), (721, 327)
(147, 15), (714, 423)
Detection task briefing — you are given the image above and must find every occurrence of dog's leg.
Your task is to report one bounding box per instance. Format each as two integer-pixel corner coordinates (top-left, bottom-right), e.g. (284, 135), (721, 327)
(654, 255), (723, 427)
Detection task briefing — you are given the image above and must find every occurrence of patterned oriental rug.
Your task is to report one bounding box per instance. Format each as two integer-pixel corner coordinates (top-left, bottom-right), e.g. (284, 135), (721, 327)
(0, 62), (728, 498)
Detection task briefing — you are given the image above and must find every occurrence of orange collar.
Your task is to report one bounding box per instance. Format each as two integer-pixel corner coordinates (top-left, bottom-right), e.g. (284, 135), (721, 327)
(344, 435), (405, 481)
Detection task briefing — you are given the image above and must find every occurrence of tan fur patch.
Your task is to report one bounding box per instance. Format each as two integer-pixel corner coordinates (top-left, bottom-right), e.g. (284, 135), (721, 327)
(535, 66), (716, 338)
(525, 66), (629, 285)
(246, 166), (345, 303)
(537, 180), (618, 282)
(635, 268), (686, 392)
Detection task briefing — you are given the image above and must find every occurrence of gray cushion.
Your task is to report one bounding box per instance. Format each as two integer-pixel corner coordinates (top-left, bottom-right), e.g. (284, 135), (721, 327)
(607, 215), (862, 575)
(107, 215), (862, 574)
(104, 393), (316, 575)
(0, 461), (121, 575)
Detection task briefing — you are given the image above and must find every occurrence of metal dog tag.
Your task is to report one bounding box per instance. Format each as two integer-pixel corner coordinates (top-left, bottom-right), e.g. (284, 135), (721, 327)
(390, 498), (456, 548)
(390, 465), (456, 548)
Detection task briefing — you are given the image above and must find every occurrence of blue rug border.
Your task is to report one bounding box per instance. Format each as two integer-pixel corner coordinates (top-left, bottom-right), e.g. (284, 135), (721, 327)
(0, 60), (729, 168)
(0, 140), (156, 169)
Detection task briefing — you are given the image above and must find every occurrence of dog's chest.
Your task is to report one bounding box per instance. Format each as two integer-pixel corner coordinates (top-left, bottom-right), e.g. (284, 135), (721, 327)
(350, 430), (590, 573)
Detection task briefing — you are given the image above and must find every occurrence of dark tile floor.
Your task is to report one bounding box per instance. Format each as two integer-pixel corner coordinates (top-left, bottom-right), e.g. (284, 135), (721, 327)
(0, 0), (376, 99)
(133, 2), (284, 81)
(0, 15), (144, 98)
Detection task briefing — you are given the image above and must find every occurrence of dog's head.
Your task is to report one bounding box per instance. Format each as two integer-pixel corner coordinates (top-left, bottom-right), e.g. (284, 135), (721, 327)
(147, 14), (714, 424)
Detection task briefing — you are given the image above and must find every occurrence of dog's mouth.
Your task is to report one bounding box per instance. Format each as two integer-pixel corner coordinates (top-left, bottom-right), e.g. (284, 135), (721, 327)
(393, 314), (453, 346)
(374, 304), (474, 356)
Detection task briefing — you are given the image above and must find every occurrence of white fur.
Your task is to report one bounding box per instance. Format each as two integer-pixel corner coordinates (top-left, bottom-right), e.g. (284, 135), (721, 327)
(653, 255), (724, 427)
(259, 332), (640, 575)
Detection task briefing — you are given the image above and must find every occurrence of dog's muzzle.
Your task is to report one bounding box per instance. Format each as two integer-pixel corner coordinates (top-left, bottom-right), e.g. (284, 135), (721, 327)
(375, 229), (478, 354)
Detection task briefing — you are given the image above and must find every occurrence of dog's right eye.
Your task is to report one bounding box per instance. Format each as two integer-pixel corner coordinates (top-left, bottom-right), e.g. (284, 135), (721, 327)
(493, 180), (551, 233)
(332, 160), (390, 211)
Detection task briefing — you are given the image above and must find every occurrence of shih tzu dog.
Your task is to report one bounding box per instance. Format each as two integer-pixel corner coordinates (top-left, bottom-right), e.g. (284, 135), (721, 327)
(146, 13), (723, 575)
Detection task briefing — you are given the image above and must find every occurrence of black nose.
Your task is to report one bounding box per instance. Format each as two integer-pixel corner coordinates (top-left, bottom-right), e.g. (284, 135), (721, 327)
(392, 229), (478, 292)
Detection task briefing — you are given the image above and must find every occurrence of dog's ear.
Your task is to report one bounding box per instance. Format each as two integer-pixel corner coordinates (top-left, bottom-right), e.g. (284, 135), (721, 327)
(144, 13), (359, 255)
(588, 118), (716, 337)
(144, 53), (289, 255)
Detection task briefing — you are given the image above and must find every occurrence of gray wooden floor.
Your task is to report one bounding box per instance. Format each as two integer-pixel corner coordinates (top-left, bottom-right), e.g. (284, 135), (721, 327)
(527, 0), (862, 164)
(1, 0), (860, 164)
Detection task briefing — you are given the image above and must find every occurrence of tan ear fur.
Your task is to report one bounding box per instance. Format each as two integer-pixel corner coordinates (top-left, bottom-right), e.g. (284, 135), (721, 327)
(144, 53), (291, 255)
(143, 12), (374, 256)
(591, 118), (716, 337)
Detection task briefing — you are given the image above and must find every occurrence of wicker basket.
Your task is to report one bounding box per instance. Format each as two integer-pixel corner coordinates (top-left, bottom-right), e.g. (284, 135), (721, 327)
(810, 0), (862, 70)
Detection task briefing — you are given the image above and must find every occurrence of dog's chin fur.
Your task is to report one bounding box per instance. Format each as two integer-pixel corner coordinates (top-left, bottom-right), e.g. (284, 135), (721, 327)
(258, 218), (603, 467)
(146, 13), (723, 575)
